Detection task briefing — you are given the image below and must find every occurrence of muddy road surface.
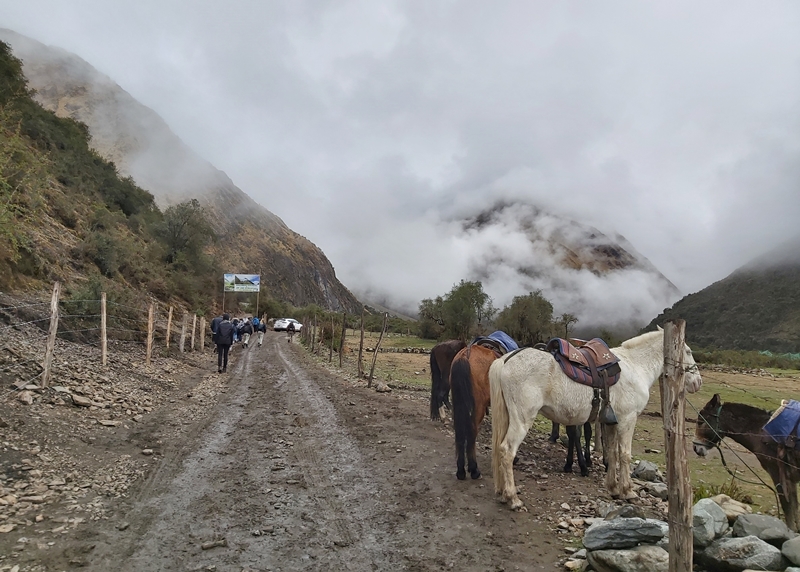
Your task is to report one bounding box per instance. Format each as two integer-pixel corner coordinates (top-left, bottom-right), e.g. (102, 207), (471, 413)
(25, 332), (607, 571)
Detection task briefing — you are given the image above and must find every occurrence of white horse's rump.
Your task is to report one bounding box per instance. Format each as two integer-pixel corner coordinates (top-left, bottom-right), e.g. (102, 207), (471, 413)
(490, 328), (702, 510)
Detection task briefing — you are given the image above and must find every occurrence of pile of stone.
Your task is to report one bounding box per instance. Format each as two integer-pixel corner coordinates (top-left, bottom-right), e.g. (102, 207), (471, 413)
(563, 494), (800, 572)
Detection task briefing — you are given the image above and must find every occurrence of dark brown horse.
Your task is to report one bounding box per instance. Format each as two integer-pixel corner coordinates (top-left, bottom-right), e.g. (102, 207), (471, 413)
(451, 344), (498, 480)
(429, 339), (467, 420)
(550, 421), (595, 477)
(693, 394), (800, 531)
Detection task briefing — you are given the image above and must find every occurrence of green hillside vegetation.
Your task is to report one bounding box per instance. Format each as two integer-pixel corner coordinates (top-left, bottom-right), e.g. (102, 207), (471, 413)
(0, 41), (218, 310)
(646, 265), (800, 353)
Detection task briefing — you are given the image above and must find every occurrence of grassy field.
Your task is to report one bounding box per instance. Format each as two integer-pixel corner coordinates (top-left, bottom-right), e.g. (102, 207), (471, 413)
(319, 330), (799, 515)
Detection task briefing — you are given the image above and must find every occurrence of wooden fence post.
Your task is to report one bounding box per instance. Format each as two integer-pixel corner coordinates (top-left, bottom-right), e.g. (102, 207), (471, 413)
(661, 319), (692, 572)
(358, 306), (365, 378)
(146, 302), (155, 365)
(329, 315), (334, 362)
(179, 312), (188, 353)
(100, 291), (107, 367)
(165, 306), (173, 348)
(190, 314), (197, 351)
(367, 312), (388, 387)
(199, 317), (206, 352)
(339, 312), (346, 368)
(311, 314), (317, 353)
(41, 281), (61, 388)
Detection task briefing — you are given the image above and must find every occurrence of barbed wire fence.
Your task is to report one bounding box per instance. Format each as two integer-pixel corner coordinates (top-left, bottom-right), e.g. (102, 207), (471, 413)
(1, 281), (208, 401)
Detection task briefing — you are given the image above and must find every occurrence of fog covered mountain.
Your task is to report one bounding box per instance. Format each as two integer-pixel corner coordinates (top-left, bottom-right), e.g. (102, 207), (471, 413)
(1, 28), (359, 312)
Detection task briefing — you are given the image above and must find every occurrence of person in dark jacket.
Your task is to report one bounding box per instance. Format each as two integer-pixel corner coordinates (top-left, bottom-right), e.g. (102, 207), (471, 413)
(241, 318), (253, 348)
(256, 319), (267, 347)
(210, 314), (223, 354)
(287, 320), (295, 343)
(216, 314), (234, 373)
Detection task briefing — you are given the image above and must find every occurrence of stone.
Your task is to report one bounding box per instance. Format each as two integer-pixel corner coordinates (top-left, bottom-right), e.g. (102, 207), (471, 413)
(644, 482), (668, 500)
(711, 494), (752, 523)
(587, 545), (669, 572)
(631, 460), (661, 482)
(141, 449), (153, 456)
(564, 559), (587, 571)
(733, 513), (794, 547)
(71, 395), (92, 407)
(98, 420), (122, 427)
(700, 535), (784, 572)
(374, 382), (392, 393)
(693, 498), (730, 547)
(582, 518), (667, 550)
(786, 568), (800, 572)
(784, 536), (800, 565)
(17, 391), (34, 405)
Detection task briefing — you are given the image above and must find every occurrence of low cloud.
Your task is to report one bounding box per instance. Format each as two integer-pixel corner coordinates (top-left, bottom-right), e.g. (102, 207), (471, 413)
(3, 1), (800, 329)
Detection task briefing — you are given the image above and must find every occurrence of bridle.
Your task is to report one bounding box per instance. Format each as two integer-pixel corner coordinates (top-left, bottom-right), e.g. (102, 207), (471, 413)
(692, 403), (723, 450)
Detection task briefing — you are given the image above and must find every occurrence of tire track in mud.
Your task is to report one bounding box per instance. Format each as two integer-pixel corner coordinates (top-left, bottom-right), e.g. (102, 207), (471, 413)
(272, 341), (391, 569)
(92, 347), (256, 571)
(86, 335), (396, 572)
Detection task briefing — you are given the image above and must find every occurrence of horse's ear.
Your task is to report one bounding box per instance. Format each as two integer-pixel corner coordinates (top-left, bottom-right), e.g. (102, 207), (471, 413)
(710, 393), (721, 407)
(657, 325), (663, 332)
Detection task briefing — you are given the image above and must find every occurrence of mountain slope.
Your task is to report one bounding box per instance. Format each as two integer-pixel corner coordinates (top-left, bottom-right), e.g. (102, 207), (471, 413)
(0, 28), (359, 312)
(645, 236), (800, 352)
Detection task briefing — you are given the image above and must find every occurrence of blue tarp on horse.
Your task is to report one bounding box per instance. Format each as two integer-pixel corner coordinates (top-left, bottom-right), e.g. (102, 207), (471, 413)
(486, 331), (519, 353)
(764, 399), (800, 450)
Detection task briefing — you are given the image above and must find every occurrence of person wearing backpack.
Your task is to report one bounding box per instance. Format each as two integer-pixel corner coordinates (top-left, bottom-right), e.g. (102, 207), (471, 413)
(210, 314), (223, 354)
(241, 318), (254, 348)
(256, 319), (267, 347)
(216, 314), (234, 373)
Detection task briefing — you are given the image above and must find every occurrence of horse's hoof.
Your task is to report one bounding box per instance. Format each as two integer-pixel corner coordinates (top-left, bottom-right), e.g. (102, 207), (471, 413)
(580, 469), (589, 477)
(623, 491), (638, 501)
(513, 456), (520, 465)
(563, 464), (573, 473)
(456, 470), (466, 480)
(470, 470), (481, 480)
(548, 436), (557, 444)
(511, 500), (527, 512)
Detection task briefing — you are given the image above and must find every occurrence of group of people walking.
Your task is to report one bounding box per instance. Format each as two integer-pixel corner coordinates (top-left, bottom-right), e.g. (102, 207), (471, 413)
(209, 314), (267, 373)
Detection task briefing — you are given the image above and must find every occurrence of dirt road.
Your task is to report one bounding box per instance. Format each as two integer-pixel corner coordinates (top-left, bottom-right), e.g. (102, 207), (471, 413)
(2, 330), (616, 571)
(78, 332), (587, 572)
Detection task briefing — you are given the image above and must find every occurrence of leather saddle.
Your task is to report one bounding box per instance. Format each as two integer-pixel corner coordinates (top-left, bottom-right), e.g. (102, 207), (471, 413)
(545, 337), (621, 389)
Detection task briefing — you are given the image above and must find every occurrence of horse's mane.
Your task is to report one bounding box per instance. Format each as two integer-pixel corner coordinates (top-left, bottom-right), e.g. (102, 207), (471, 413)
(619, 329), (662, 350)
(718, 401), (772, 421)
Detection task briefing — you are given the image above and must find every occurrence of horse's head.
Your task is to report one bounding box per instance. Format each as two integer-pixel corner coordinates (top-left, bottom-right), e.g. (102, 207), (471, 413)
(656, 325), (703, 393)
(683, 341), (703, 394)
(693, 393), (723, 457)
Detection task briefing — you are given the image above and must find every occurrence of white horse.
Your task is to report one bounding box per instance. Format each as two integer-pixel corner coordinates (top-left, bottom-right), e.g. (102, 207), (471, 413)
(490, 328), (702, 510)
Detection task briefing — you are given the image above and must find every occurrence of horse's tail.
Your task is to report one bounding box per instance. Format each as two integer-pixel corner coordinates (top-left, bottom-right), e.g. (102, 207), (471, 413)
(490, 357), (509, 487)
(430, 351), (447, 420)
(451, 354), (474, 460)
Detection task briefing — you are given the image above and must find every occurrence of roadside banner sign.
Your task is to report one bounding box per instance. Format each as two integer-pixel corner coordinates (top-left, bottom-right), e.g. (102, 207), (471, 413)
(223, 274), (260, 292)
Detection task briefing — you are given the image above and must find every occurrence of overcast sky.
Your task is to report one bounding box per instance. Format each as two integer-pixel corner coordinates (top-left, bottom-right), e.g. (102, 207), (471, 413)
(3, 1), (800, 322)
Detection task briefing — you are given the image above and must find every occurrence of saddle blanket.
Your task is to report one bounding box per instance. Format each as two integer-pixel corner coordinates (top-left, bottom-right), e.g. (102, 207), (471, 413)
(764, 399), (800, 450)
(486, 331), (519, 353)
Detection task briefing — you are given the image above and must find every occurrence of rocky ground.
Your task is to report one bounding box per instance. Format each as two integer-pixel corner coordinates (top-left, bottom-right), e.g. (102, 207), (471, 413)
(1, 328), (677, 571)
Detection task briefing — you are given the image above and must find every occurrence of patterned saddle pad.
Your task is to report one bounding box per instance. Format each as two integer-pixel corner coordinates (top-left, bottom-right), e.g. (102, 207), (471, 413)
(764, 399), (800, 450)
